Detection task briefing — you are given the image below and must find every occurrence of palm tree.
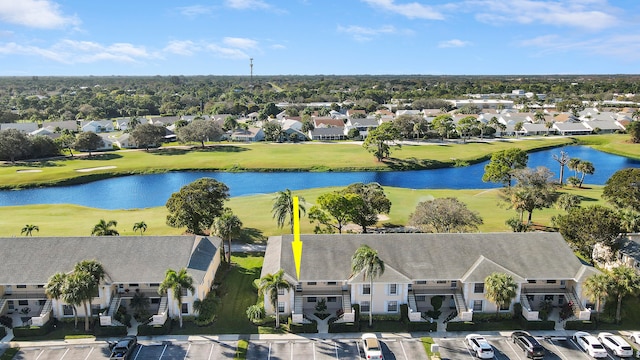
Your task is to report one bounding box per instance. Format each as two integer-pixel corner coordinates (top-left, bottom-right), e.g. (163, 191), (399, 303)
(584, 273), (609, 322)
(568, 158), (581, 177)
(534, 111), (545, 124)
(271, 189), (306, 233)
(21, 224), (39, 236)
(619, 209), (640, 233)
(257, 269), (291, 329)
(632, 109), (640, 121)
(514, 122), (523, 138)
(91, 219), (119, 236)
(484, 273), (518, 315)
(608, 266), (640, 324)
(159, 268), (195, 328)
(132, 221), (147, 235)
(74, 260), (106, 331)
(212, 209), (243, 263)
(45, 272), (67, 303)
(62, 271), (91, 329)
(545, 121), (554, 136)
(351, 244), (385, 327)
(577, 160), (595, 187)
(130, 289), (151, 321)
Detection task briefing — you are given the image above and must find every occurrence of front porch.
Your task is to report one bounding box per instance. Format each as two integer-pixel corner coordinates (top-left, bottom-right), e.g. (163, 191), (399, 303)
(410, 286), (473, 324)
(292, 288), (354, 324)
(520, 286), (590, 322)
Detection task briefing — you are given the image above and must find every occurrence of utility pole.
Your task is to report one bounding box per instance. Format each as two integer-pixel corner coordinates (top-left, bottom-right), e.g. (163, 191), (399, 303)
(250, 58), (254, 86)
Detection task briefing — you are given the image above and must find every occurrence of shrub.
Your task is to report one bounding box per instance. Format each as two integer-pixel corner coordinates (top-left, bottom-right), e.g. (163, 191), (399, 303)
(246, 304), (265, 323)
(328, 321), (359, 333)
(400, 304), (409, 323)
(564, 320), (596, 331)
(0, 315), (12, 328)
(194, 291), (220, 326)
(12, 319), (54, 338)
(446, 321), (477, 331)
(408, 321), (438, 332)
(0, 326), (5, 339)
(431, 296), (443, 312)
(94, 325), (127, 337)
(287, 318), (317, 333)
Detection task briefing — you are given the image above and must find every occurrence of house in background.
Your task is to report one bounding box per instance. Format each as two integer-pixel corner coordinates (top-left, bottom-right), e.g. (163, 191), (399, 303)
(81, 120), (114, 133)
(0, 235), (222, 328)
(231, 127), (265, 142)
(261, 233), (598, 326)
(0, 123), (39, 133)
(594, 234), (640, 273)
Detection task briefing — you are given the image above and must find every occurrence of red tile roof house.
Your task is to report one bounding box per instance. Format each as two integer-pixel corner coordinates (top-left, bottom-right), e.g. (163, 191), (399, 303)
(261, 233), (598, 327)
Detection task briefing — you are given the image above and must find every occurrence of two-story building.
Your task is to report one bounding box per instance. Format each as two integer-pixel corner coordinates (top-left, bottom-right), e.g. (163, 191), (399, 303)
(0, 235), (222, 328)
(261, 233), (598, 325)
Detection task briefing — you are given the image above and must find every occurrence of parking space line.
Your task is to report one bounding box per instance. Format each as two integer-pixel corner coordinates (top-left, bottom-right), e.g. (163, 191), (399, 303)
(183, 343), (192, 360)
(291, 342), (294, 360)
(58, 348), (70, 360)
(569, 339), (593, 359)
(334, 341), (339, 359)
(399, 340), (408, 360)
(462, 340), (476, 359)
(355, 339), (361, 359)
(35, 349), (45, 360)
(159, 344), (168, 359)
(268, 342), (272, 360)
(82, 347), (94, 360)
(312, 342), (316, 360)
(504, 339), (523, 360)
(207, 342), (215, 360)
(132, 345), (143, 360)
(547, 340), (570, 360)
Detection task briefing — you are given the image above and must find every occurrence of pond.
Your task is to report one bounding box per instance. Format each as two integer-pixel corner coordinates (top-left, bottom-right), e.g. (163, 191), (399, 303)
(0, 145), (638, 209)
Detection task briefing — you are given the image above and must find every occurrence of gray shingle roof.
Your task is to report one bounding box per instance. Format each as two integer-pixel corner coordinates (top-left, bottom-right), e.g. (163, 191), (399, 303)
(0, 235), (221, 285)
(262, 233), (593, 284)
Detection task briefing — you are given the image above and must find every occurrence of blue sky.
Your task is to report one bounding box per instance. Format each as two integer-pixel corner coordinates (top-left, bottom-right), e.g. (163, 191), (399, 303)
(0, 0), (638, 76)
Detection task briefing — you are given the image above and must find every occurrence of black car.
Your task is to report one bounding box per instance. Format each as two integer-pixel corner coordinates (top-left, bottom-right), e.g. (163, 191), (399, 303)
(512, 331), (545, 359)
(109, 336), (138, 360)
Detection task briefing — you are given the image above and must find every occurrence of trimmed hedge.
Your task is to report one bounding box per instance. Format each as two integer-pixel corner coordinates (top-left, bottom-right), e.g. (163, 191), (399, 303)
(408, 321), (438, 332)
(400, 304), (409, 323)
(137, 318), (172, 336)
(520, 320), (555, 330)
(12, 319), (54, 338)
(328, 321), (359, 333)
(94, 325), (127, 337)
(564, 320), (597, 331)
(446, 321), (477, 332)
(288, 318), (317, 333)
(0, 326), (5, 339)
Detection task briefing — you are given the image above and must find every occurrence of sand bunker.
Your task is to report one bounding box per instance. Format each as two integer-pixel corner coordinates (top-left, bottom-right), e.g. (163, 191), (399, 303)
(75, 166), (117, 172)
(16, 169), (43, 173)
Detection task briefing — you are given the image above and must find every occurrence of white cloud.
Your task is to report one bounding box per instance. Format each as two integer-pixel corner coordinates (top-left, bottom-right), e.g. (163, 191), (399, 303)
(438, 39), (470, 48)
(0, 0), (80, 29)
(361, 0), (444, 20)
(177, 5), (215, 17)
(0, 39), (153, 64)
(223, 37), (258, 49)
(224, 0), (270, 10)
(206, 44), (249, 59)
(270, 44), (286, 50)
(470, 0), (619, 31)
(519, 33), (640, 60)
(164, 40), (199, 55)
(338, 24), (411, 41)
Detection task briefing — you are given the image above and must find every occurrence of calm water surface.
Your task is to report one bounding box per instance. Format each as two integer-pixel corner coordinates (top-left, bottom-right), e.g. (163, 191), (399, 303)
(1, 145), (638, 209)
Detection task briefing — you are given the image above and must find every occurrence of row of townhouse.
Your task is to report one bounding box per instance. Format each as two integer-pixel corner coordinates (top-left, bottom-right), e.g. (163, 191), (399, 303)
(261, 233), (599, 325)
(0, 236), (222, 328)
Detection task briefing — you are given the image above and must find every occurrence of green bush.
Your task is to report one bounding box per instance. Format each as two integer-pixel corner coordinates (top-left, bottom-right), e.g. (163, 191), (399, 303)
(431, 296), (443, 311)
(446, 321), (477, 331)
(564, 320), (596, 331)
(353, 304), (360, 323)
(472, 313), (513, 322)
(93, 325), (127, 337)
(521, 320), (555, 330)
(287, 318), (317, 333)
(328, 321), (359, 333)
(0, 326), (5, 339)
(408, 321), (438, 332)
(137, 318), (172, 336)
(12, 319), (54, 337)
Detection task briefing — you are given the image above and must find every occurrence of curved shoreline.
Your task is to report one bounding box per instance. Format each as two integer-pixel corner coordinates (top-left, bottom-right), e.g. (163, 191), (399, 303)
(0, 139), (576, 190)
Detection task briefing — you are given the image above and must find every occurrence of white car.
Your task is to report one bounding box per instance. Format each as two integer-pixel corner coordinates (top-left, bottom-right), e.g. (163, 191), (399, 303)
(597, 332), (633, 358)
(465, 334), (495, 359)
(573, 331), (608, 358)
(629, 331), (640, 344)
(361, 333), (384, 360)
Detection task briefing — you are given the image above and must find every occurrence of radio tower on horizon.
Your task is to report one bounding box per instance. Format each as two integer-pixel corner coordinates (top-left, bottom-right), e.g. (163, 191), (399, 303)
(249, 58), (254, 86)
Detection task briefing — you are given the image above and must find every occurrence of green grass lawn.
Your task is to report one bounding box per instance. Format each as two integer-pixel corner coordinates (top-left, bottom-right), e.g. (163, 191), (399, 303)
(0, 137), (574, 189)
(0, 185), (608, 238)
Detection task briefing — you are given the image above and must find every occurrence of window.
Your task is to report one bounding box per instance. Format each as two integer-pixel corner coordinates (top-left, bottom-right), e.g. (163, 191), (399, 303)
(38, 300), (46, 306)
(474, 283), (485, 293)
(546, 280), (557, 284)
(181, 288), (189, 296)
(473, 300), (483, 312)
(16, 285), (26, 289)
(361, 301), (370, 312)
(327, 281), (337, 286)
(307, 297), (317, 303)
(500, 302), (510, 311)
(308, 282), (317, 286)
(416, 280), (427, 285)
(436, 280), (447, 284)
(278, 302), (285, 313)
(544, 295), (554, 302)
(181, 303), (188, 314)
(63, 305), (74, 315)
(450, 281), (457, 288)
(129, 283), (139, 287)
(416, 295), (426, 302)
(37, 285), (44, 288)
(18, 300), (28, 306)
(278, 288), (285, 295)
(150, 283), (160, 287)
(389, 284), (398, 295)
(527, 280), (537, 284)
(363, 284), (371, 295)
(327, 297), (337, 302)
(387, 301), (398, 313)
(151, 298), (160, 304)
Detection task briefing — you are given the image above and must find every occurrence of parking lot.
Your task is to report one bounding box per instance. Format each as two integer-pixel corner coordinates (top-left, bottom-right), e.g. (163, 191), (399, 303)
(436, 335), (626, 360)
(246, 337), (426, 360)
(10, 337), (425, 360)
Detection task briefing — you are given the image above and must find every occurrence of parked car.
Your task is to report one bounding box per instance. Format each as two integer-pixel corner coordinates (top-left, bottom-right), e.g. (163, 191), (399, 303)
(109, 336), (137, 360)
(465, 334), (495, 359)
(628, 331), (640, 344)
(573, 331), (607, 358)
(597, 332), (633, 358)
(361, 333), (384, 360)
(511, 331), (545, 359)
